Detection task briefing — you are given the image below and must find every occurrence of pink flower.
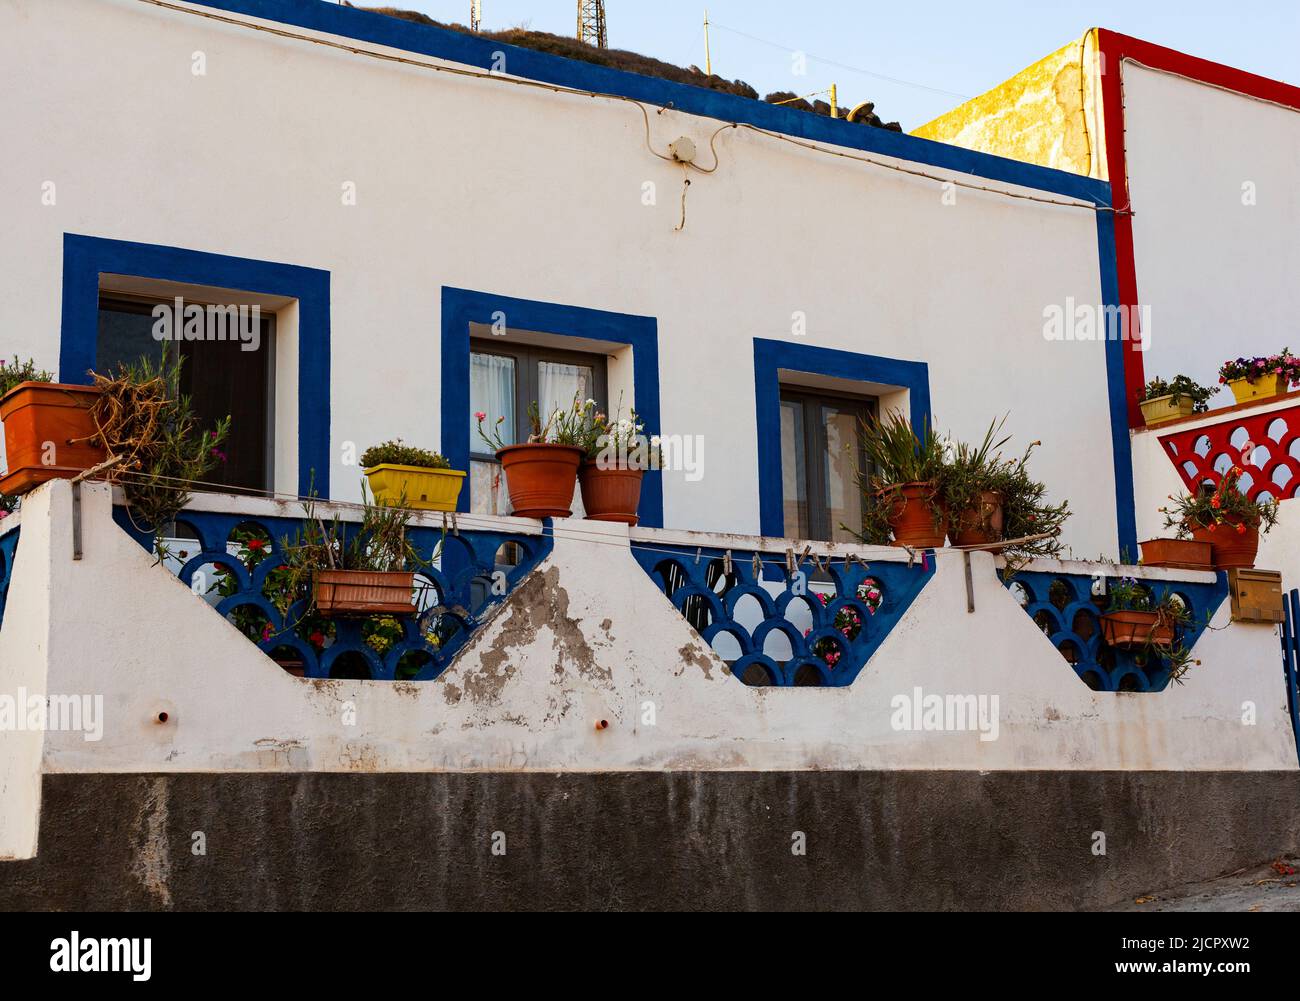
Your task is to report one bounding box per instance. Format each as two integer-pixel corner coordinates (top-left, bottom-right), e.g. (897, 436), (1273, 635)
(475, 412), (487, 422)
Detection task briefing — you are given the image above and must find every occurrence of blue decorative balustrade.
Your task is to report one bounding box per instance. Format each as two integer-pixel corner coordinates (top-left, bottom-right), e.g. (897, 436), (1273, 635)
(0, 525), (19, 632)
(113, 506), (551, 681)
(632, 542), (934, 687)
(1005, 570), (1228, 692)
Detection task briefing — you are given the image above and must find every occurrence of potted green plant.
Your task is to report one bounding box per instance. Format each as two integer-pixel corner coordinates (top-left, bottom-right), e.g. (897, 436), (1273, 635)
(985, 438), (1070, 570)
(855, 412), (948, 549)
(1138, 375), (1216, 427)
(361, 439), (466, 512)
(89, 351), (230, 558)
(1161, 464), (1279, 570)
(580, 402), (653, 526)
(477, 399), (587, 519)
(0, 356), (107, 496)
(1219, 351), (1300, 405)
(1100, 577), (1187, 650)
(278, 486), (429, 618)
(939, 418), (1011, 548)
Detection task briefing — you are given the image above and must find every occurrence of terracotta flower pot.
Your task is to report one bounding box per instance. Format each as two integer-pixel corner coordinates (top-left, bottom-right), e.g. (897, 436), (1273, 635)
(880, 482), (947, 549)
(497, 444), (584, 519)
(0, 382), (106, 496)
(579, 464), (644, 526)
(949, 490), (1004, 548)
(1139, 538), (1212, 570)
(1100, 610), (1175, 650)
(314, 570), (416, 618)
(1189, 519), (1259, 570)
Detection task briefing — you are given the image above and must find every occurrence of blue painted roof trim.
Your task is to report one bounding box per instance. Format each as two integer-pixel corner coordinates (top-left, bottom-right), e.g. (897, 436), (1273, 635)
(192, 0), (1111, 207)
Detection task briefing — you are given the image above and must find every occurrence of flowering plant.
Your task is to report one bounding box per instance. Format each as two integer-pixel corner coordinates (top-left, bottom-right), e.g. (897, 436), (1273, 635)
(1218, 350), (1300, 386)
(582, 398), (660, 469)
(1161, 450), (1279, 538)
(807, 581), (883, 668)
(476, 395), (589, 452)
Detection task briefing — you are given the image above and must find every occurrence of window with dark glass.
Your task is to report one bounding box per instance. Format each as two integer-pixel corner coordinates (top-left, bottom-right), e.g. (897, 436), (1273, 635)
(469, 339), (609, 516)
(779, 387), (874, 542)
(96, 295), (274, 492)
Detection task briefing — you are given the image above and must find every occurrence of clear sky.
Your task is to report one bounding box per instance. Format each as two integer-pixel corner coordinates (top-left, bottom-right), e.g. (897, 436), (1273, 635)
(369, 0), (1299, 129)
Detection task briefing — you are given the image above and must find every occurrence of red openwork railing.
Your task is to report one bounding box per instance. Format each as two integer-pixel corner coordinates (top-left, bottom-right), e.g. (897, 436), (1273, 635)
(1159, 403), (1300, 504)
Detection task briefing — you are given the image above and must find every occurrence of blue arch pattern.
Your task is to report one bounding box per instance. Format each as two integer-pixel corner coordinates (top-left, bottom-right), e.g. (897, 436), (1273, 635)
(0, 527), (19, 632)
(1005, 571), (1228, 692)
(112, 508), (551, 681)
(632, 543), (934, 687)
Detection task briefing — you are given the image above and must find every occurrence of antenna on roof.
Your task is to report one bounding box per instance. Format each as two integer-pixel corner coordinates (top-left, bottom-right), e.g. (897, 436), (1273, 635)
(577, 0), (608, 49)
(470, 0), (482, 32)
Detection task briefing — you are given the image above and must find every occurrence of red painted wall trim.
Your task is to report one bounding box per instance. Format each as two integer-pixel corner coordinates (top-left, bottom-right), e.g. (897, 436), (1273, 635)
(1094, 29), (1300, 427)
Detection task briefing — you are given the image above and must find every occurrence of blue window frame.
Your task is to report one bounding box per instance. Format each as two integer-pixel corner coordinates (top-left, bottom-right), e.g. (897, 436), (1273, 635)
(440, 287), (663, 527)
(60, 233), (331, 498)
(753, 339), (931, 541)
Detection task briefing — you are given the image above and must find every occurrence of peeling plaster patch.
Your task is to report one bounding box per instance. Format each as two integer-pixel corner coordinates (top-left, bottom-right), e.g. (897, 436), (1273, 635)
(676, 643), (724, 681)
(1045, 706), (1063, 722)
(392, 682), (422, 700)
(129, 777), (172, 908)
(458, 567), (607, 705)
(442, 682), (463, 706)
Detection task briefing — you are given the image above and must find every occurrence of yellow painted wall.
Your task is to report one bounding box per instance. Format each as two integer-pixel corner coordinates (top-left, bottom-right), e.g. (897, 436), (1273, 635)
(913, 31), (1105, 180)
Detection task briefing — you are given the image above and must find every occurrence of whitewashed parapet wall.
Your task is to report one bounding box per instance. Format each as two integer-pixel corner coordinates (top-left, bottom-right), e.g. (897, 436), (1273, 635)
(1, 0), (1121, 555)
(0, 479), (1293, 857)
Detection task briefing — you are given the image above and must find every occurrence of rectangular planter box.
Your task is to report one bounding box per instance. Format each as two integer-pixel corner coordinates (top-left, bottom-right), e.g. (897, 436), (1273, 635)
(1139, 394), (1195, 427)
(1228, 375), (1287, 405)
(364, 464), (466, 512)
(0, 382), (106, 496)
(1140, 538), (1213, 571)
(314, 570), (416, 618)
(1100, 611), (1175, 650)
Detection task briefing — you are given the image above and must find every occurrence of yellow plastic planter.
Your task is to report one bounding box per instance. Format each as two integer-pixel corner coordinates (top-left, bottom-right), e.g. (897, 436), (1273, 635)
(1139, 394), (1195, 427)
(1228, 375), (1287, 405)
(364, 464), (466, 511)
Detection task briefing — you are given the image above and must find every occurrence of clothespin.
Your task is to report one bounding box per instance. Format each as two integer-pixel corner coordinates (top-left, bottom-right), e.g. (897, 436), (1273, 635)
(800, 544), (812, 569)
(451, 512), (460, 537)
(723, 550), (733, 576)
(904, 545), (917, 569)
(785, 548), (795, 574)
(752, 552), (763, 578)
(695, 547), (703, 566)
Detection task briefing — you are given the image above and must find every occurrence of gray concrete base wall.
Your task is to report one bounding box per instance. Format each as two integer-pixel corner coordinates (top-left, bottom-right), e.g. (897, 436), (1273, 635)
(2, 772), (1298, 911)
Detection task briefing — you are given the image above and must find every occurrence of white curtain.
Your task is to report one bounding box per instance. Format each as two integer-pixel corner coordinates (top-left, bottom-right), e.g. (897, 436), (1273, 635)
(538, 361), (593, 420)
(470, 353), (516, 450)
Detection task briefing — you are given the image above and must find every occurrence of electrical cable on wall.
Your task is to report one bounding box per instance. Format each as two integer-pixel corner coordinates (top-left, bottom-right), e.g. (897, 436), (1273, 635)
(134, 0), (1114, 214)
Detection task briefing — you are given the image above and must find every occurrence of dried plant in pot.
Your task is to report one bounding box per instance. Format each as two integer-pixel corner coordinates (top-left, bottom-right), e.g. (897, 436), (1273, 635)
(578, 401), (653, 526)
(853, 412), (947, 549)
(361, 439), (465, 512)
(0, 356), (107, 497)
(478, 399), (586, 519)
(1138, 375), (1215, 428)
(1161, 460), (1279, 570)
(88, 350), (230, 559)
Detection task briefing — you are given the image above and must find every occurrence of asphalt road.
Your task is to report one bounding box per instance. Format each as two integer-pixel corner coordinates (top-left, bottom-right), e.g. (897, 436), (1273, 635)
(1103, 858), (1300, 912)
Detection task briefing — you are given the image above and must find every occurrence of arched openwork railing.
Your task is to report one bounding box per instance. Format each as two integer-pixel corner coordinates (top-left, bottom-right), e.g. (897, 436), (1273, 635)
(632, 538), (934, 688)
(113, 504), (551, 682)
(1161, 403), (1300, 504)
(1004, 570), (1228, 692)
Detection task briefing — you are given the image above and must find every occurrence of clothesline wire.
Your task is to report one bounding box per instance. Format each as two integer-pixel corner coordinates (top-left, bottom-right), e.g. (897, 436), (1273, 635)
(94, 466), (1046, 573)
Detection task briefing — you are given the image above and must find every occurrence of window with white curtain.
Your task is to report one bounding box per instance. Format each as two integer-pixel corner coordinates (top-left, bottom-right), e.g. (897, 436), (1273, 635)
(469, 340), (609, 516)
